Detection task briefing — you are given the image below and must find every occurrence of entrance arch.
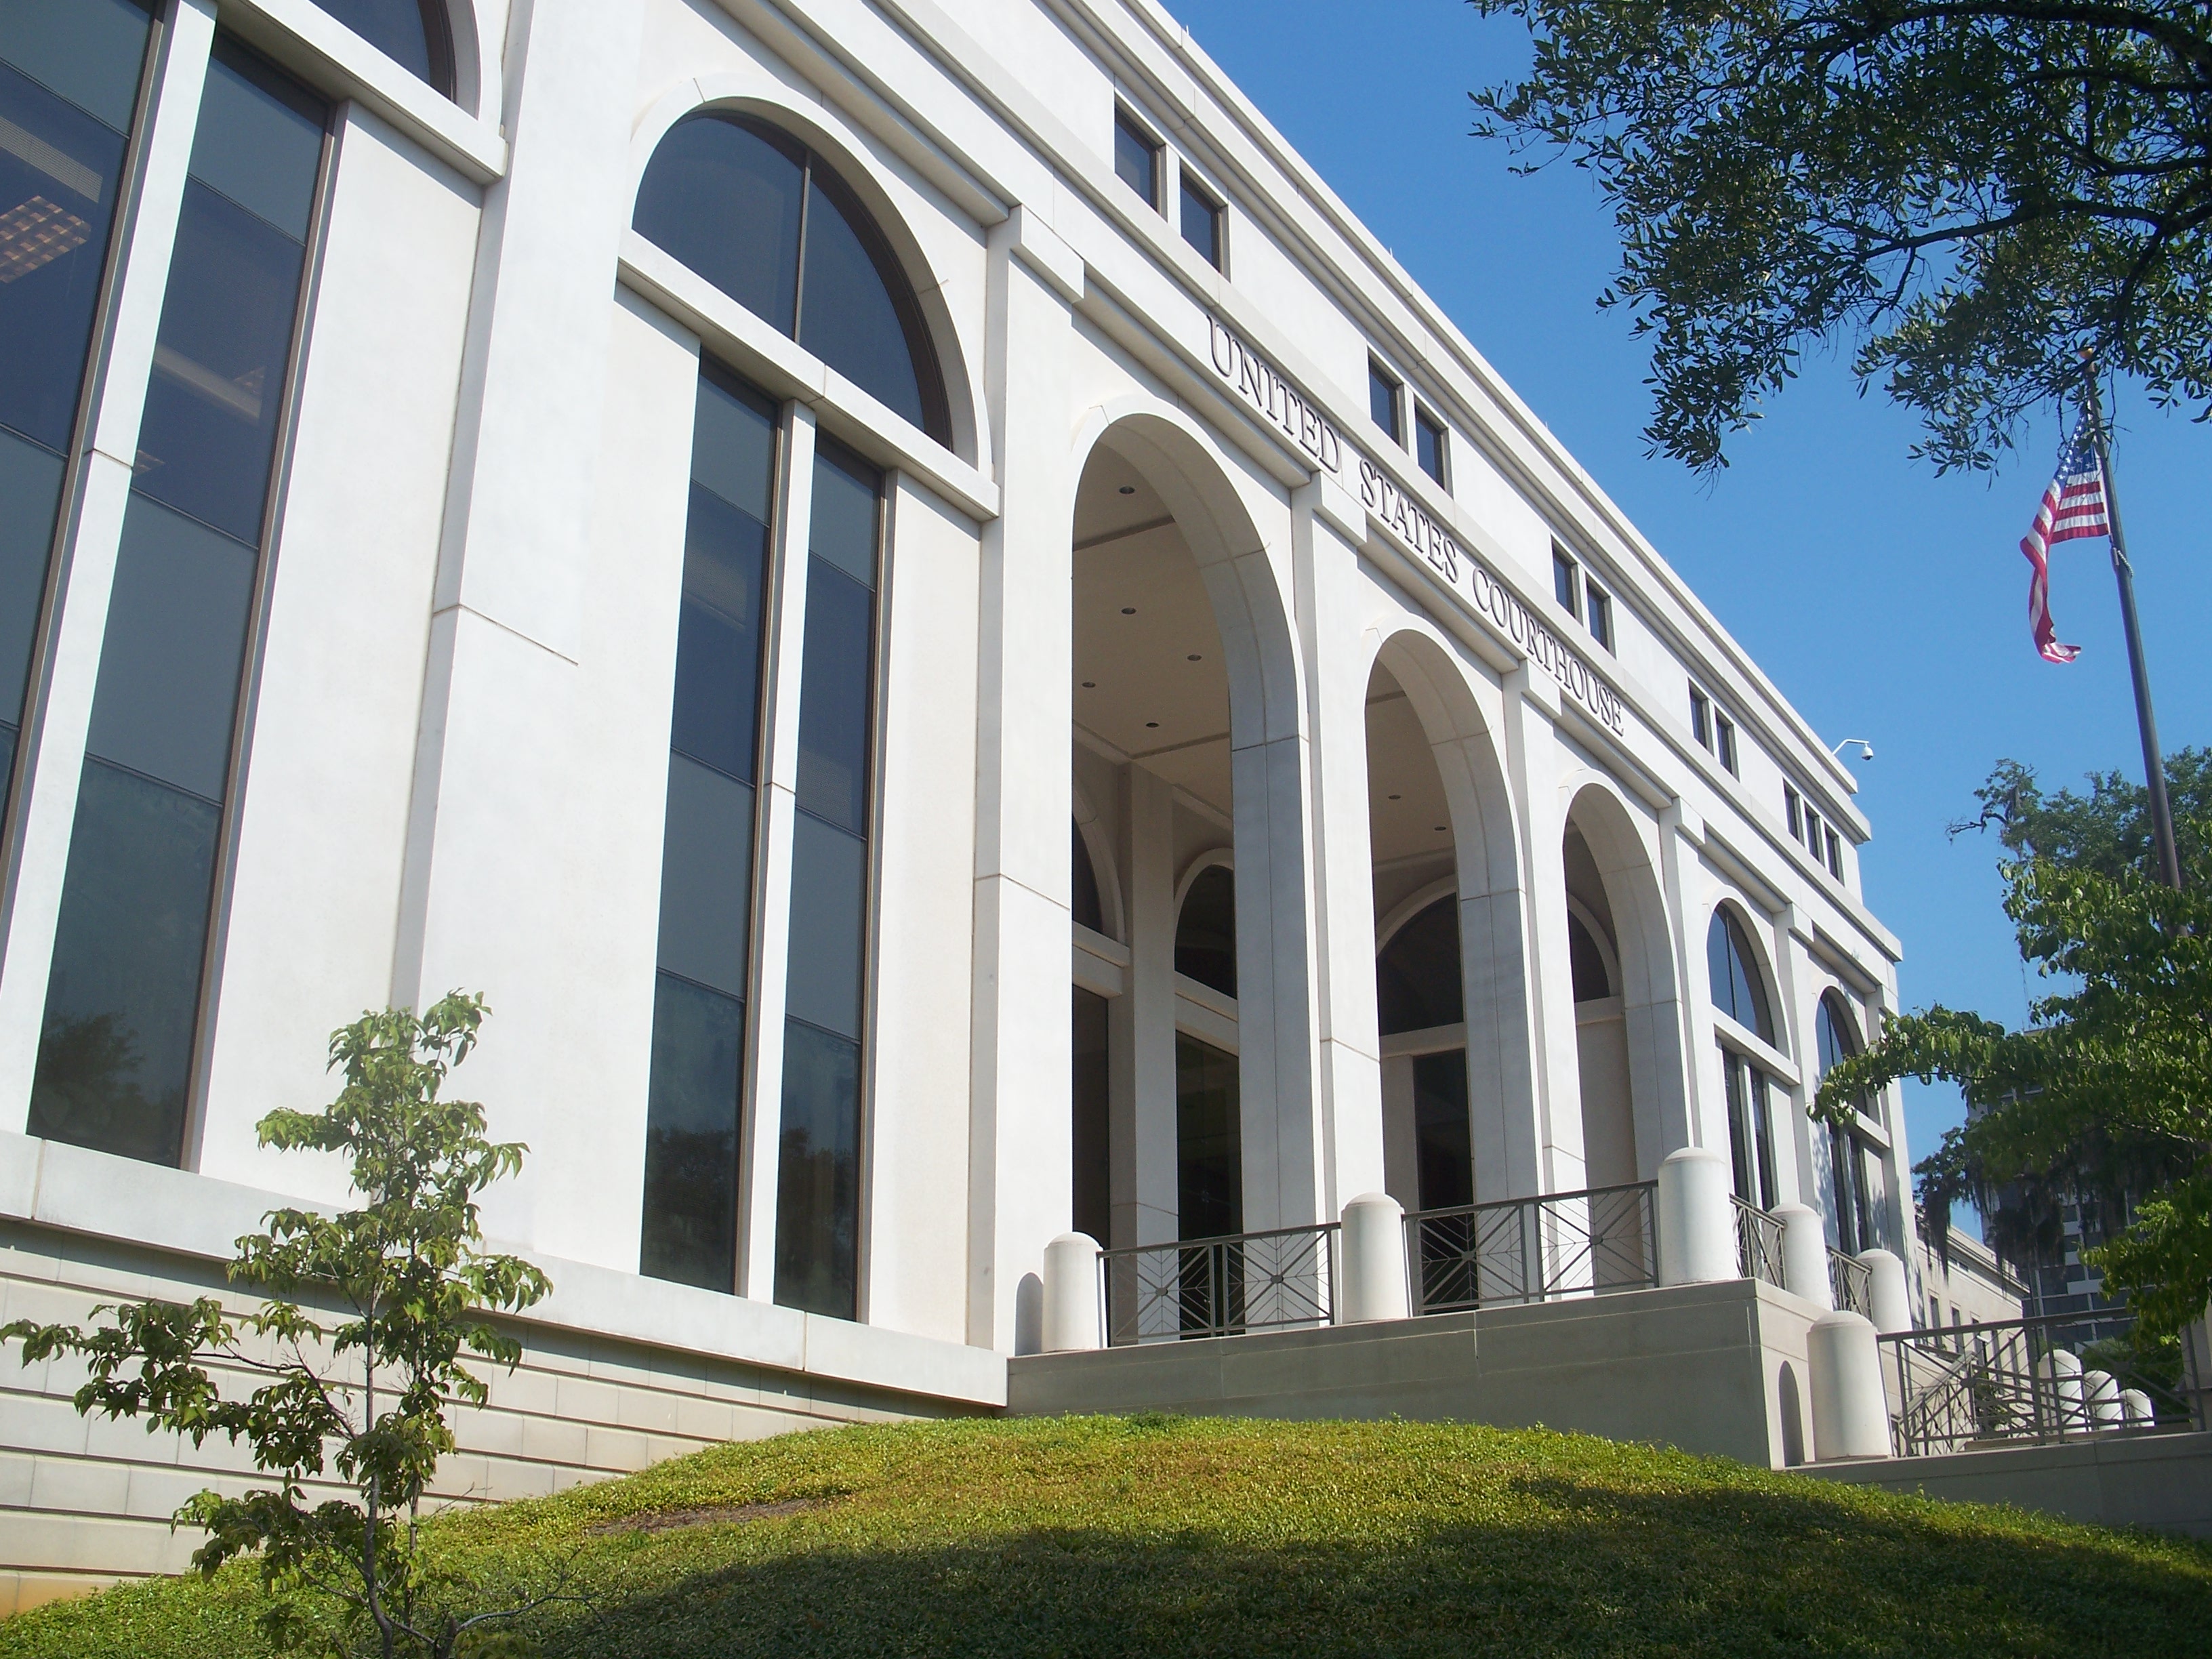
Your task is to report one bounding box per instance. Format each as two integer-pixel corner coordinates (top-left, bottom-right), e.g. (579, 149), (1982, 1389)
(1067, 403), (1315, 1248)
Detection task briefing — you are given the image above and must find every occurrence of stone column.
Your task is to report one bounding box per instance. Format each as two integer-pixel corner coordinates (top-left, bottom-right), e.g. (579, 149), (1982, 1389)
(1115, 764), (1181, 1250)
(966, 211), (1082, 1351)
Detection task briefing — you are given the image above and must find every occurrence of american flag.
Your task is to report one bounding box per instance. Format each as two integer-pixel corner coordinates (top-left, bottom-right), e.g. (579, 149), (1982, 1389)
(2018, 425), (2108, 664)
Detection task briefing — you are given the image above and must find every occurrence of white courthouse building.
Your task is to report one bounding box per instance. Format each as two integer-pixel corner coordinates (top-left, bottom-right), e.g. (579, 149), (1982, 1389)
(0, 0), (1920, 1603)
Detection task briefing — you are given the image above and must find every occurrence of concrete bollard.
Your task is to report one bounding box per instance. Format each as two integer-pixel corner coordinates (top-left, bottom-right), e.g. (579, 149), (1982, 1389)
(1776, 1204), (1835, 1311)
(1657, 1147), (1736, 1286)
(2119, 1388), (2155, 1427)
(2084, 1368), (2123, 1427)
(2039, 1349), (2085, 1429)
(1339, 1192), (1411, 1323)
(1040, 1233), (1102, 1353)
(1857, 1247), (1911, 1334)
(1808, 1309), (1890, 1460)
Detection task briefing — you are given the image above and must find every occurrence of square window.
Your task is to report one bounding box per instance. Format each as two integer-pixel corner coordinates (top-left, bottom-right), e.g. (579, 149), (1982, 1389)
(1553, 548), (1580, 619)
(1716, 714), (1738, 775)
(1114, 107), (1161, 210)
(1586, 581), (1613, 651)
(1785, 785), (1801, 839)
(1179, 172), (1223, 269)
(1689, 685), (1711, 748)
(1368, 360), (1403, 445)
(1414, 405), (1448, 486)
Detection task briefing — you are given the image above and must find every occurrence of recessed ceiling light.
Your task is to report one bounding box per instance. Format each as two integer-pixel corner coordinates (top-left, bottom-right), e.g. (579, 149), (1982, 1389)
(1186, 653), (1202, 661)
(1081, 680), (1096, 689)
(1118, 485), (1136, 495)
(1145, 720), (1160, 728)
(1389, 794), (1401, 800)
(1434, 825), (1447, 833)
(1121, 607), (1136, 615)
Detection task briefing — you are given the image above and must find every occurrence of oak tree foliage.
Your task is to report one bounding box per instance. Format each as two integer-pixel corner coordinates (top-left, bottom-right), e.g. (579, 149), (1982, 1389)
(1814, 754), (2212, 1335)
(1, 994), (562, 1658)
(1470, 1), (2212, 472)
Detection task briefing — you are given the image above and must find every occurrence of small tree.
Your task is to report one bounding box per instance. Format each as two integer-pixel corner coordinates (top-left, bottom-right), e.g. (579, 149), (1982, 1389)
(3, 993), (558, 1658)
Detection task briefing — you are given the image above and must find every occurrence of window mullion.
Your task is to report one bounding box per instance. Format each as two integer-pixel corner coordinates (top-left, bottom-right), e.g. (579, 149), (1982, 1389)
(735, 399), (819, 1303)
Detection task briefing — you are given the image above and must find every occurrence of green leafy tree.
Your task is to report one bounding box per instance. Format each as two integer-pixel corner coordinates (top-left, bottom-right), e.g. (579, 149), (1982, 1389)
(1, 994), (560, 1658)
(1814, 756), (2212, 1336)
(1469, 1), (2212, 472)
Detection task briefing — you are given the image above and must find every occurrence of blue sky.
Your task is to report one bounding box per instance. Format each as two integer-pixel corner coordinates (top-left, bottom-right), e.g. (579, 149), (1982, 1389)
(1171, 0), (2212, 1224)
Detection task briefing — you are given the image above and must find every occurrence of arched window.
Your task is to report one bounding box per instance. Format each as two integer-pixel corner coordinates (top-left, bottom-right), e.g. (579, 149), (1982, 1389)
(1817, 992), (1882, 1252)
(1175, 863), (1235, 998)
(634, 113), (950, 445)
(1568, 912), (1613, 1003)
(1072, 819), (1105, 935)
(313, 1), (455, 96)
(1378, 897), (1462, 1035)
(1706, 909), (1774, 1046)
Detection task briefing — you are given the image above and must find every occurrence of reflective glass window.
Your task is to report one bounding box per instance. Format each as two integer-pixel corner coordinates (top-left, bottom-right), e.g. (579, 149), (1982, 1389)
(1412, 1050), (1473, 1211)
(1179, 171), (1221, 268)
(1174, 863), (1236, 999)
(1706, 909), (1774, 1045)
(33, 38), (325, 1168)
(1414, 406), (1446, 487)
(1072, 986), (1109, 1244)
(1368, 361), (1401, 443)
(634, 114), (947, 444)
(1722, 1048), (1777, 1210)
(0, 0), (153, 787)
(310, 1), (454, 96)
(775, 445), (882, 1319)
(1113, 106), (1160, 208)
(1175, 1033), (1240, 1240)
(642, 370), (777, 1294)
(1376, 896), (1461, 1034)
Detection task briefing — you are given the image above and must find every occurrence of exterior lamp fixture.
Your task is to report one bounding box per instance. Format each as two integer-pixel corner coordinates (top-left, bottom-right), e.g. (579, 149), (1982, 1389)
(1831, 739), (1874, 762)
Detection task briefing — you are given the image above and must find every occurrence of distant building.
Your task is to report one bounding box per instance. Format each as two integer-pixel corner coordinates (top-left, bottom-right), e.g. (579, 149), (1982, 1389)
(1911, 1206), (2027, 1331)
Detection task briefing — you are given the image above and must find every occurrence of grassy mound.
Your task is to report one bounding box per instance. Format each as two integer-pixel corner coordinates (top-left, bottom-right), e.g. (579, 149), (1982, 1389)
(4, 1416), (2207, 1656)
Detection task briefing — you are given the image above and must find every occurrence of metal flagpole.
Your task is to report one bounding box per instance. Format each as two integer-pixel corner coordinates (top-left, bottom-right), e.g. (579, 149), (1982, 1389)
(2079, 366), (2184, 890)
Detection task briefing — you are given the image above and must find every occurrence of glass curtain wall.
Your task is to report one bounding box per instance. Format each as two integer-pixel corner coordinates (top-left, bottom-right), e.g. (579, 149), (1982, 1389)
(640, 369), (778, 1291)
(0, 0), (154, 813)
(30, 39), (327, 1166)
(773, 440), (882, 1320)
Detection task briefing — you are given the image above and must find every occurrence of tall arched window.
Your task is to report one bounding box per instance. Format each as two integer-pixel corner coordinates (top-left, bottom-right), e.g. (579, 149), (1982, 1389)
(1175, 863), (1236, 998)
(1708, 908), (1778, 1210)
(1817, 992), (1881, 1252)
(634, 113), (950, 445)
(313, 1), (455, 96)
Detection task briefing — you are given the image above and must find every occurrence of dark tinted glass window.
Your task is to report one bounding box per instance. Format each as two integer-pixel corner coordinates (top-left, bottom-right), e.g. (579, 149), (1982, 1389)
(1414, 407), (1446, 486)
(0, 0), (153, 780)
(1723, 1049), (1778, 1209)
(1175, 1033), (1240, 1240)
(634, 116), (802, 334)
(1689, 685), (1710, 747)
(1179, 173), (1220, 267)
(1413, 1050), (1473, 1211)
(1716, 714), (1738, 776)
(1073, 987), (1110, 1244)
(311, 0), (453, 96)
(1113, 107), (1159, 207)
(1707, 909), (1774, 1045)
(775, 1019), (861, 1317)
(1586, 582), (1613, 650)
(1568, 912), (1612, 1003)
(1377, 897), (1461, 1034)
(775, 445), (882, 1321)
(640, 973), (744, 1289)
(642, 370), (777, 1294)
(1368, 361), (1401, 443)
(1072, 819), (1104, 935)
(1553, 550), (1580, 617)
(32, 37), (325, 1168)
(1174, 863), (1235, 998)
(634, 115), (947, 444)
(800, 175), (926, 434)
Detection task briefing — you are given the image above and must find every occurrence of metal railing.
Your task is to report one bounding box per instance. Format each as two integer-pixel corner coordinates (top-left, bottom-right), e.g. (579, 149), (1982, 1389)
(1885, 1311), (2193, 1456)
(1829, 1248), (1872, 1317)
(1732, 1197), (1787, 1290)
(1100, 1222), (1336, 1346)
(1408, 1181), (1657, 1315)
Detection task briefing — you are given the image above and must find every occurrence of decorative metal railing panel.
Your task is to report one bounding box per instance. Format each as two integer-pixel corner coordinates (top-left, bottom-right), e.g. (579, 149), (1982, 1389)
(1100, 1223), (1337, 1347)
(1884, 1311), (2193, 1456)
(1829, 1248), (1872, 1317)
(1408, 1181), (1657, 1315)
(1732, 1197), (1787, 1290)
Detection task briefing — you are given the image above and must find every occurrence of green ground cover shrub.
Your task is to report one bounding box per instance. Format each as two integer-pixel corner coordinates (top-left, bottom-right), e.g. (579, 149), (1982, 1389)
(4, 1414), (2206, 1657)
